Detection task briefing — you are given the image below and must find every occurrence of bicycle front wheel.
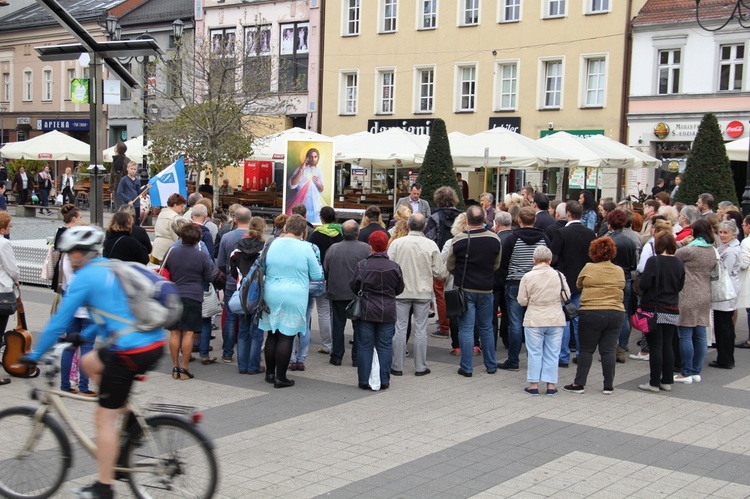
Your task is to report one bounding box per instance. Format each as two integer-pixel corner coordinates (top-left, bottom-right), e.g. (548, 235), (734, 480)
(0, 406), (72, 499)
(125, 415), (217, 499)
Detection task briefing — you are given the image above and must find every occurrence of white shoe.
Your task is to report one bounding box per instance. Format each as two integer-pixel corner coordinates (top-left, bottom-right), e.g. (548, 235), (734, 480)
(673, 374), (693, 384)
(629, 352), (650, 361)
(691, 375), (701, 383)
(660, 384), (672, 392)
(638, 383), (659, 393)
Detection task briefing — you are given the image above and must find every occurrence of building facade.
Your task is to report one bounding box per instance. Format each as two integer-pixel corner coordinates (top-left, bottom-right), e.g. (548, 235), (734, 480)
(321, 0), (647, 198)
(627, 0), (750, 201)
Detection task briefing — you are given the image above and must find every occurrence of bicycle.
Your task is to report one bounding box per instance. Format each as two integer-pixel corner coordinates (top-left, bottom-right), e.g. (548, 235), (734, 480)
(0, 343), (218, 499)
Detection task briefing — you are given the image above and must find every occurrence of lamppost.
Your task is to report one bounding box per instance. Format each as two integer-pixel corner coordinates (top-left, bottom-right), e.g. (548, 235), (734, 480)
(106, 17), (184, 179)
(695, 0), (750, 215)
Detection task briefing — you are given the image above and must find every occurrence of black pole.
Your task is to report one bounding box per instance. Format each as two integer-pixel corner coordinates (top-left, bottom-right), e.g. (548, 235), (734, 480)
(142, 55), (148, 181)
(742, 120), (750, 217)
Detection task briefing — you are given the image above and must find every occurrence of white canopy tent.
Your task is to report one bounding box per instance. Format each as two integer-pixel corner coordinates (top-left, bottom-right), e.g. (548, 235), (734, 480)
(103, 135), (150, 164)
(0, 130), (90, 162)
(335, 128), (428, 168)
(249, 127), (333, 160)
(537, 132), (634, 168)
(725, 137), (749, 162)
(584, 135), (661, 169)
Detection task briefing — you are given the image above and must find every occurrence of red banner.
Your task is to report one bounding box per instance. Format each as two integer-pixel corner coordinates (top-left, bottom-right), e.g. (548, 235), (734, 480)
(244, 160), (273, 191)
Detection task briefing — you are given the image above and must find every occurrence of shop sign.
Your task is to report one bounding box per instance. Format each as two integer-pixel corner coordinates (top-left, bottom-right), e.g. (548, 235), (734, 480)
(488, 117), (521, 133)
(727, 120), (744, 138)
(16, 117), (30, 125)
(39, 119), (90, 131)
(368, 119), (432, 135)
(540, 129), (604, 138)
(653, 122), (669, 139)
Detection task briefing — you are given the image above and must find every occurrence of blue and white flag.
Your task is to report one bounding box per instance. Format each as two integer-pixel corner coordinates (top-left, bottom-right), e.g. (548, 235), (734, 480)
(148, 157), (187, 207)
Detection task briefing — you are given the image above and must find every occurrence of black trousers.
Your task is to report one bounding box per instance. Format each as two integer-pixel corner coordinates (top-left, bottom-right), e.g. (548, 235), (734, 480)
(645, 323), (676, 388)
(331, 299), (358, 363)
(713, 310), (735, 367)
(574, 309), (623, 390)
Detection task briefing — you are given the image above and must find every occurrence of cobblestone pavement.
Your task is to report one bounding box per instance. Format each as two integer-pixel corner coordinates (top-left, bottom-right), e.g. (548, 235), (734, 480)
(3, 206), (750, 498)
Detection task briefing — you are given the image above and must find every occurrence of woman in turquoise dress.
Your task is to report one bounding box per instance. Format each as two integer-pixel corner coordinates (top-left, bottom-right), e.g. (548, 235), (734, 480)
(259, 214), (323, 388)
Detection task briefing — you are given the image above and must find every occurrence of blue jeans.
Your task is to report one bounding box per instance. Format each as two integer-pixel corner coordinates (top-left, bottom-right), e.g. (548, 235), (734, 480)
(39, 188), (49, 208)
(237, 314), (263, 372)
(617, 280), (633, 349)
(222, 291), (238, 358)
(559, 291), (581, 363)
(525, 326), (564, 384)
(356, 320), (395, 386)
(505, 283), (526, 366)
(678, 326), (707, 376)
(61, 317), (94, 392)
(292, 300), (315, 364)
(457, 292), (497, 373)
(199, 318), (212, 358)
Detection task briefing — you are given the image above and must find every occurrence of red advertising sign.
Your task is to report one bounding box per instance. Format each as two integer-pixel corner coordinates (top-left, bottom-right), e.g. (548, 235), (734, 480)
(243, 160), (273, 191)
(726, 120), (744, 138)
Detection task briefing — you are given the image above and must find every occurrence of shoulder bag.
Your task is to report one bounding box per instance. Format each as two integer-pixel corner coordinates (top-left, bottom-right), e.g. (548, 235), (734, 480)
(309, 243), (326, 297)
(157, 247), (174, 281)
(631, 255), (659, 333)
(445, 231), (470, 318)
(711, 247), (737, 303)
(556, 271), (578, 321)
(202, 283), (222, 318)
(345, 259), (368, 320)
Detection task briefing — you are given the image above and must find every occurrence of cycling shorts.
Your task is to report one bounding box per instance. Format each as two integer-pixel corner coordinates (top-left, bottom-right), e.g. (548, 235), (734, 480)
(97, 342), (164, 409)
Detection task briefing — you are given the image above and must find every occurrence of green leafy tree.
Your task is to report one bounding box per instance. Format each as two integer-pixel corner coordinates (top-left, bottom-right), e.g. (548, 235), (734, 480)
(675, 113), (738, 206)
(148, 19), (292, 209)
(417, 118), (463, 208)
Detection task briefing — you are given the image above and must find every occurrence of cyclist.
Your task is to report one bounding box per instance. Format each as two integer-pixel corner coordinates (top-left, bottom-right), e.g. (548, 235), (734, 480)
(26, 225), (165, 499)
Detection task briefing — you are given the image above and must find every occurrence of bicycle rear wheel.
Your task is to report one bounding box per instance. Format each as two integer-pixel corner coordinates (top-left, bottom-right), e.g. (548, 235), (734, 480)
(0, 406), (71, 499)
(125, 415), (217, 499)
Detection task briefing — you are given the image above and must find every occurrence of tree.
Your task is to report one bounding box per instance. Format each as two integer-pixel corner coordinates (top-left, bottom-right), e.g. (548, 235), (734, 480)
(147, 20), (293, 209)
(674, 113), (738, 206)
(417, 118), (463, 207)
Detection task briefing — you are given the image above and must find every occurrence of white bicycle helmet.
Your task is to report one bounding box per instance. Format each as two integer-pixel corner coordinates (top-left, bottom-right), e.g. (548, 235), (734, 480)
(57, 225), (104, 253)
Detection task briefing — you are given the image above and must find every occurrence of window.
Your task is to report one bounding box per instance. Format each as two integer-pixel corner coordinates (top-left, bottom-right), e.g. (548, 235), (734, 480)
(462, 0), (479, 26)
(416, 66), (435, 113)
(244, 25), (271, 92)
(543, 60), (563, 108)
(584, 57), (606, 107)
(210, 28), (236, 57)
(587, 0), (609, 13)
(23, 70), (31, 101)
(166, 59), (182, 97)
(341, 71), (358, 115)
(719, 43), (744, 91)
(495, 61), (517, 110)
(120, 64), (131, 100)
(457, 64), (476, 111)
(3, 73), (9, 102)
(544, 0), (565, 18)
(420, 0), (437, 29)
(382, 0), (398, 33)
(279, 22), (309, 92)
(657, 49), (680, 95)
(377, 70), (395, 113)
(344, 0), (360, 35)
(501, 0), (521, 22)
(43, 69), (52, 101)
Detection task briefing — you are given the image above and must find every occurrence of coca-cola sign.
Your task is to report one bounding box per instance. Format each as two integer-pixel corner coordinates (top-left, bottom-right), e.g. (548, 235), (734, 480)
(726, 120), (744, 138)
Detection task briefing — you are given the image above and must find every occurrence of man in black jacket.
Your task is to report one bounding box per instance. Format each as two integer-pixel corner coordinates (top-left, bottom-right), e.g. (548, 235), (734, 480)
(499, 207), (550, 371)
(551, 201), (596, 366)
(533, 192), (555, 231)
(309, 206), (343, 354)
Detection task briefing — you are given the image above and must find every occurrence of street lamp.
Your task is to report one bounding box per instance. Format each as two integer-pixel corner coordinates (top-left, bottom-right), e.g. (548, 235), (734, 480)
(695, 0), (750, 214)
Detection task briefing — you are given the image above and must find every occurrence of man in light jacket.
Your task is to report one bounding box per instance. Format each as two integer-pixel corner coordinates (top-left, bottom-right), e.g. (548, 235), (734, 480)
(387, 213), (448, 377)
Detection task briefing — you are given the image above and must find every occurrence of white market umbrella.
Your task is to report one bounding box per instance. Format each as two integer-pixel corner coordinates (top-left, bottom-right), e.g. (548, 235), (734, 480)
(103, 135), (150, 164)
(584, 135), (660, 168)
(250, 127), (333, 161)
(335, 128), (428, 168)
(450, 128), (576, 169)
(0, 130), (90, 162)
(725, 137), (749, 162)
(538, 131), (634, 168)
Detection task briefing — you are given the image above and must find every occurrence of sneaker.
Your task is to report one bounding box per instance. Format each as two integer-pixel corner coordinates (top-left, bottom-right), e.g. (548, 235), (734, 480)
(602, 388), (614, 395)
(563, 384), (585, 394)
(317, 347), (330, 354)
(449, 348), (461, 356)
(430, 331), (449, 339)
(497, 360), (519, 371)
(473, 346), (481, 356)
(638, 383), (660, 392)
(673, 374), (693, 384)
(659, 384), (672, 392)
(629, 352), (650, 361)
(524, 387), (539, 396)
(221, 355), (233, 363)
(691, 375), (701, 383)
(72, 482), (113, 499)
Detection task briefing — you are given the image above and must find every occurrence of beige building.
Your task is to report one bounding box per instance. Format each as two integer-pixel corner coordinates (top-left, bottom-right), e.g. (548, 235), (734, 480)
(321, 0), (646, 198)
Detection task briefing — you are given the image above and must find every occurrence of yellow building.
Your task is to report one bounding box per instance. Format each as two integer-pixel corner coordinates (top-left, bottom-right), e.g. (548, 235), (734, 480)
(321, 0), (647, 198)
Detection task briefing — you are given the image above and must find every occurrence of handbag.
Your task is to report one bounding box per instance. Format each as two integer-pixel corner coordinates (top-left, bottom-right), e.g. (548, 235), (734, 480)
(345, 260), (368, 320)
(40, 242), (60, 282)
(202, 283), (222, 318)
(631, 306), (656, 333)
(0, 288), (18, 316)
(157, 247), (173, 281)
(711, 247), (737, 303)
(445, 231), (470, 318)
(309, 244), (326, 297)
(557, 271), (578, 321)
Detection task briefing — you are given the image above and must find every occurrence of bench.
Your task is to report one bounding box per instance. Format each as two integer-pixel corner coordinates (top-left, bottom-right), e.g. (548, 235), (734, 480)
(15, 204), (63, 220)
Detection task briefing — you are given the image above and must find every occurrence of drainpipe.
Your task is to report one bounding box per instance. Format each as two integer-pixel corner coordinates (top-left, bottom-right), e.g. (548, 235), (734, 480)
(316, 0), (326, 133)
(618, 0), (635, 201)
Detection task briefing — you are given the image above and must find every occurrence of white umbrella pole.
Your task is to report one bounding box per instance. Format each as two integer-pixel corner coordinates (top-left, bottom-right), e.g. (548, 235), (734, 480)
(495, 168), (500, 208)
(393, 162), (398, 214)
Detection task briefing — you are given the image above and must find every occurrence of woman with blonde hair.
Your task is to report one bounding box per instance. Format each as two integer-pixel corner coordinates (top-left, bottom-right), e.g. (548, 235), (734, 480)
(504, 192), (523, 208)
(388, 205), (412, 246)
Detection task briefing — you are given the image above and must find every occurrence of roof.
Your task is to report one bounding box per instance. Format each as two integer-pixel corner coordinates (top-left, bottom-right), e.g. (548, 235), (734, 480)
(633, 0), (742, 26)
(118, 0), (193, 27)
(0, 0), (126, 31)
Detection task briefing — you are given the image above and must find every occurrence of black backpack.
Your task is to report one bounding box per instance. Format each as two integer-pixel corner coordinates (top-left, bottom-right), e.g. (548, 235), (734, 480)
(229, 237), (264, 282)
(426, 208), (460, 250)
